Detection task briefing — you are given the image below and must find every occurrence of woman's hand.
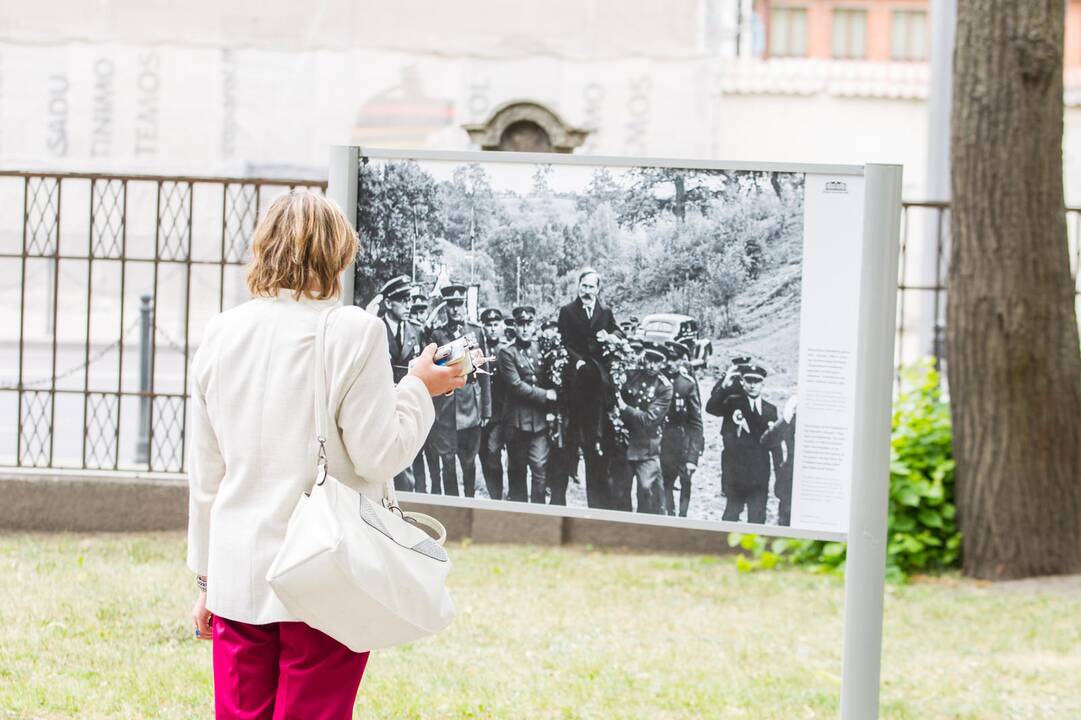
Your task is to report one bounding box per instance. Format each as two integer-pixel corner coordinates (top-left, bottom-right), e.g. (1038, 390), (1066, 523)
(409, 343), (468, 397)
(192, 591), (213, 641)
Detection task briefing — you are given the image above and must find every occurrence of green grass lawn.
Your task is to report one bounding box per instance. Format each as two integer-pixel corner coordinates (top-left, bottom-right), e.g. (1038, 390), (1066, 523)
(1, 533), (1078, 719)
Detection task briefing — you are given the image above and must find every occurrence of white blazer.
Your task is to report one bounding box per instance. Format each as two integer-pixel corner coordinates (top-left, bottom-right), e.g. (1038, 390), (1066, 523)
(186, 289), (435, 624)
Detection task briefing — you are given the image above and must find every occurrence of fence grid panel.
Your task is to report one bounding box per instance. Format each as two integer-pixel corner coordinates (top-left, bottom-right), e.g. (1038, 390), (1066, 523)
(0, 171), (326, 473)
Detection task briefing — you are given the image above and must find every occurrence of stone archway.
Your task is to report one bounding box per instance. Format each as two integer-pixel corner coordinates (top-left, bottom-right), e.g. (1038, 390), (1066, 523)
(463, 101), (589, 153)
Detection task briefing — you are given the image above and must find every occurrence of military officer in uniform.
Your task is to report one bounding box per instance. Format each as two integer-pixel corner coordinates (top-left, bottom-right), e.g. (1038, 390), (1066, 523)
(660, 341), (704, 517)
(408, 292), (429, 327)
(423, 283), (491, 497)
(478, 307), (509, 500)
(498, 305), (556, 503)
(373, 276), (427, 492)
(378, 276), (425, 384)
(708, 363), (779, 523)
(540, 318), (559, 342)
(610, 341), (673, 513)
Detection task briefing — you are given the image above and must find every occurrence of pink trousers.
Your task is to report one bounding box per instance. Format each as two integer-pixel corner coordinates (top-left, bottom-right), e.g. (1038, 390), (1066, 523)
(212, 615), (370, 720)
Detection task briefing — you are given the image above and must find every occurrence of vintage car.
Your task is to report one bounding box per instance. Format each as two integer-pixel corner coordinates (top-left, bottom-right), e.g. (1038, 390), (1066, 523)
(636, 313), (713, 367)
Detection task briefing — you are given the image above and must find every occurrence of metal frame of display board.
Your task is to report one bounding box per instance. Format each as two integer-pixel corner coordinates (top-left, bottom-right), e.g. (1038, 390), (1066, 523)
(329, 146), (902, 719)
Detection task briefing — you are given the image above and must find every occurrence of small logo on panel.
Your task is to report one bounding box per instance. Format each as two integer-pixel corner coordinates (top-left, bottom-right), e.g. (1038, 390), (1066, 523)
(824, 181), (848, 194)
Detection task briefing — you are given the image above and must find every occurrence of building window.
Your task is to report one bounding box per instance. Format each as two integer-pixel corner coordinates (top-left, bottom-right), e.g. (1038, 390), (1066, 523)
(891, 9), (928, 61)
(832, 8), (868, 59)
(770, 7), (808, 58)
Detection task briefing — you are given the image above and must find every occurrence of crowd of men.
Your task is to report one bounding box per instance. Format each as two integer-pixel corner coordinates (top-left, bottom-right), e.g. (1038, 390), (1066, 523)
(370, 268), (796, 525)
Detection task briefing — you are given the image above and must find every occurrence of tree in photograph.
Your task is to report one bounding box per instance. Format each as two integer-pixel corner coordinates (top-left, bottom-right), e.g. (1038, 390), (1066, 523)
(571, 201), (619, 270)
(741, 233), (766, 280)
(616, 166), (727, 226)
(354, 160), (445, 304)
(948, 0), (1081, 578)
(705, 243), (746, 335)
(439, 163), (503, 252)
(575, 167), (622, 214)
(639, 209), (749, 334)
(531, 163), (554, 196)
(485, 213), (563, 311)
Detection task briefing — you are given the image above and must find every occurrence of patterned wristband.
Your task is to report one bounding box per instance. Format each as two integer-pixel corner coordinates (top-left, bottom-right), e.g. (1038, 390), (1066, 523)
(196, 575), (208, 592)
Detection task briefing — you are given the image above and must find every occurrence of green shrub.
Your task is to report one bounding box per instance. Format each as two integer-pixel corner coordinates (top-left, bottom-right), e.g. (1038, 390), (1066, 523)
(729, 360), (961, 581)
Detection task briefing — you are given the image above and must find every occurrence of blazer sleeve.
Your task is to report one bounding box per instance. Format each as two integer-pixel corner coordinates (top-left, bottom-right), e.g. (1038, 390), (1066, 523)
(333, 310), (436, 487)
(601, 306), (619, 335)
(557, 305), (583, 364)
(186, 320), (226, 576)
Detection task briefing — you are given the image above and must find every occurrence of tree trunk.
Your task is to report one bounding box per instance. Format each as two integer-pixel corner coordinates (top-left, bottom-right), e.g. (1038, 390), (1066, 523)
(673, 174), (686, 222)
(948, 0), (1081, 579)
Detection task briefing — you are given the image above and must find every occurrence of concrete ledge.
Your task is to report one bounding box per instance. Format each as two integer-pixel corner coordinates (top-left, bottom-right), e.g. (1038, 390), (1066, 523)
(470, 507), (563, 545)
(0, 470), (187, 532)
(1, 471), (733, 555)
(563, 516), (731, 554)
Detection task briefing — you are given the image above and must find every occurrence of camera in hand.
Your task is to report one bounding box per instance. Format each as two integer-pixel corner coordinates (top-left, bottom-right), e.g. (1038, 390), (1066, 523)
(433, 334), (494, 380)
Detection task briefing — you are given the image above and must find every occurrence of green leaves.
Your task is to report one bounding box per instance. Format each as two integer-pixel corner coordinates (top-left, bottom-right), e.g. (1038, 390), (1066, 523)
(885, 361), (961, 577)
(918, 509), (944, 529)
(729, 360), (962, 581)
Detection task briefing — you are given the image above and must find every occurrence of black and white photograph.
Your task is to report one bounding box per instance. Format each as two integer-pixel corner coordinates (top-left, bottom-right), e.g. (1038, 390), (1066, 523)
(354, 155), (805, 528)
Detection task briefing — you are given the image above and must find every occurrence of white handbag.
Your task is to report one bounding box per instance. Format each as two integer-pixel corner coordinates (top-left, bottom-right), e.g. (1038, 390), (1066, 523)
(266, 306), (455, 653)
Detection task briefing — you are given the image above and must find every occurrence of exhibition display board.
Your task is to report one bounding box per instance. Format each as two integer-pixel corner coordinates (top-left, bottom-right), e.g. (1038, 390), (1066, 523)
(330, 147), (902, 719)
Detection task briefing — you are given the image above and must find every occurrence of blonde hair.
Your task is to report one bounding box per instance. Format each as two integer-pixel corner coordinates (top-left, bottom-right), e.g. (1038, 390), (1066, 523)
(246, 190), (358, 301)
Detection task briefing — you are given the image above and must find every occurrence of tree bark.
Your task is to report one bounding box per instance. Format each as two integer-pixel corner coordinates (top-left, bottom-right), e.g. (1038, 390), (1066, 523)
(949, 0), (1081, 579)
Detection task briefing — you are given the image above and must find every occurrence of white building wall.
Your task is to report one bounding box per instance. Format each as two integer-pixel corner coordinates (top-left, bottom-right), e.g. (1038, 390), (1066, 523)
(1, 1), (1079, 369)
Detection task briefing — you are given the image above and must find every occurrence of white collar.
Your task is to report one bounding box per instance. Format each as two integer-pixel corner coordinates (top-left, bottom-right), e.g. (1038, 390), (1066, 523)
(269, 288), (341, 305)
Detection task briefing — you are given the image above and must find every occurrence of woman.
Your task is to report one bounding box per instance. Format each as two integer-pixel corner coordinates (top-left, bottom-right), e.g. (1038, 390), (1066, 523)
(186, 190), (464, 719)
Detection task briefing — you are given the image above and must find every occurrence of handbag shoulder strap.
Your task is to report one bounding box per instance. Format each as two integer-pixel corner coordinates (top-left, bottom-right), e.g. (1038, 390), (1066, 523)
(312, 305), (399, 506)
(314, 306), (338, 470)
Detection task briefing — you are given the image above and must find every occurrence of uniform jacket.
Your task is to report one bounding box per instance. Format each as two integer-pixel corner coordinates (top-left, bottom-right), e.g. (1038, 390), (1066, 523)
(618, 368), (674, 461)
(425, 321), (491, 453)
(718, 393), (779, 492)
(383, 314), (424, 384)
(661, 369), (704, 466)
(186, 291), (435, 624)
(498, 339), (550, 433)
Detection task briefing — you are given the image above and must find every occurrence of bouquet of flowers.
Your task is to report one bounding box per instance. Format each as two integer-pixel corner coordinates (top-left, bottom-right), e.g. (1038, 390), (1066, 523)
(538, 334), (569, 390)
(599, 334), (639, 450)
(539, 333), (570, 447)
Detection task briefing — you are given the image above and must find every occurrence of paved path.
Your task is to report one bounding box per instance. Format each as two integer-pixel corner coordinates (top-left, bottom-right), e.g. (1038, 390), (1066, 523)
(986, 573), (1081, 599)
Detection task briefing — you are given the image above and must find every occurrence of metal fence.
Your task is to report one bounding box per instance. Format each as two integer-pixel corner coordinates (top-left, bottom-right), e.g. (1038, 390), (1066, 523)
(0, 172), (1079, 474)
(0, 171), (326, 473)
(895, 201), (1081, 382)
